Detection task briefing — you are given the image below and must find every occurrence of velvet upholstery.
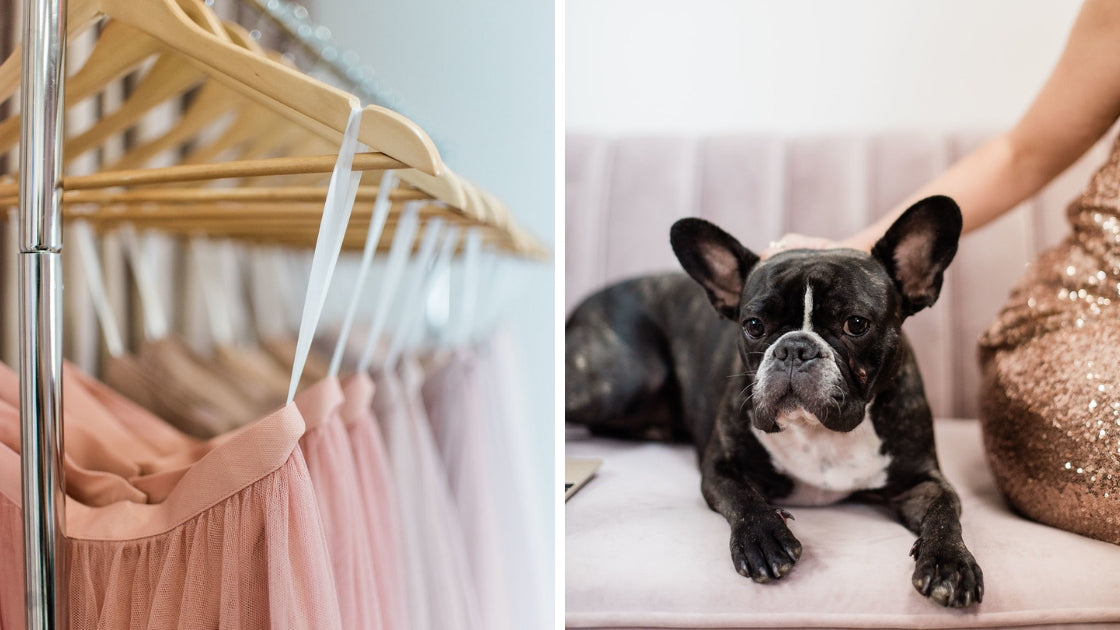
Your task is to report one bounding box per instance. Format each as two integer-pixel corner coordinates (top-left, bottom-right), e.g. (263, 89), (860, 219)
(565, 132), (1110, 418)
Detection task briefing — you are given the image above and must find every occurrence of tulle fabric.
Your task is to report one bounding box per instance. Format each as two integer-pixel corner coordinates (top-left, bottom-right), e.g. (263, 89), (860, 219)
(0, 333), (542, 628)
(66, 451), (336, 629)
(421, 349), (514, 630)
(339, 373), (410, 630)
(0, 399), (343, 629)
(294, 378), (383, 630)
(376, 360), (481, 630)
(473, 333), (553, 629)
(371, 368), (434, 630)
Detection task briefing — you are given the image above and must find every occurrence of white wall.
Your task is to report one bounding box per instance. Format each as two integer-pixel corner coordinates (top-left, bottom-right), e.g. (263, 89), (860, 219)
(568, 0), (1081, 134)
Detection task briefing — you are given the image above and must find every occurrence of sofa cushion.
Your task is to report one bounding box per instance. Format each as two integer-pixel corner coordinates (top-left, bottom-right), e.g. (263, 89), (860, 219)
(566, 419), (1120, 629)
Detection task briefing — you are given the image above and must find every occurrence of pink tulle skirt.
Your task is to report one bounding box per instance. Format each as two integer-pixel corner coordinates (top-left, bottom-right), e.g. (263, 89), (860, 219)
(340, 372), (410, 630)
(295, 377), (383, 630)
(0, 368), (343, 628)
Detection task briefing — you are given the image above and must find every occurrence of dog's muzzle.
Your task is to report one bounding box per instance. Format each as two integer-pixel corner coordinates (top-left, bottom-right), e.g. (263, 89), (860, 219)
(751, 331), (846, 432)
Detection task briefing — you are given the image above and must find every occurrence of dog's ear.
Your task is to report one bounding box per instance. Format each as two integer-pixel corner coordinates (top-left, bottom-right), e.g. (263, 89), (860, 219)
(670, 218), (759, 320)
(871, 195), (962, 317)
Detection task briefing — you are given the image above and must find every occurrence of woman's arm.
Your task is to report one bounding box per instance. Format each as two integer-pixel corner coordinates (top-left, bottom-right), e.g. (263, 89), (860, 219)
(767, 0), (1120, 256)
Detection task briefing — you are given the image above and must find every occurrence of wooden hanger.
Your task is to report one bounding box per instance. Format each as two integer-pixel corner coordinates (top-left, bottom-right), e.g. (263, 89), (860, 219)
(197, 15), (536, 251)
(171, 24), (335, 168)
(0, 3), (228, 155)
(0, 151), (403, 198)
(102, 78), (240, 171)
(60, 0), (230, 164)
(398, 168), (468, 216)
(64, 57), (207, 165)
(77, 0), (440, 173)
(0, 0), (548, 259)
(0, 21), (167, 153)
(400, 167), (511, 228)
(73, 201), (466, 230)
(0, 170), (545, 258)
(104, 23), (275, 171)
(0, 0), (440, 175)
(27, 185), (430, 206)
(70, 220), (527, 264)
(180, 101), (315, 166)
(0, 18), (288, 171)
(70, 13), (329, 171)
(67, 201), (467, 228)
(248, 129), (343, 187)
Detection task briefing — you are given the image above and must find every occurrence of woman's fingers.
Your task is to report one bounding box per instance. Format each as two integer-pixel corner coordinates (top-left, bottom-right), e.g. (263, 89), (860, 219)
(760, 234), (842, 259)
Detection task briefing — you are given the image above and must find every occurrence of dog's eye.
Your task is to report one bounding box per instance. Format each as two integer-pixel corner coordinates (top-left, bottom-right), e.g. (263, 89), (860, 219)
(844, 316), (870, 337)
(744, 318), (765, 339)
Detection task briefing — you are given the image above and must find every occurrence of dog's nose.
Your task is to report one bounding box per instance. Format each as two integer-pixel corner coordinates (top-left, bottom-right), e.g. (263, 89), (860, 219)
(773, 337), (821, 367)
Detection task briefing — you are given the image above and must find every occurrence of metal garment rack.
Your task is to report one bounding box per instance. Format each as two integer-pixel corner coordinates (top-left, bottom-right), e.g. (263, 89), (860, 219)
(18, 0), (68, 625)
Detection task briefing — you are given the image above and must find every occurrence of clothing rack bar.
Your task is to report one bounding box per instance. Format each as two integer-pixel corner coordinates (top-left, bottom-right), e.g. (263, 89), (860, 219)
(18, 0), (68, 625)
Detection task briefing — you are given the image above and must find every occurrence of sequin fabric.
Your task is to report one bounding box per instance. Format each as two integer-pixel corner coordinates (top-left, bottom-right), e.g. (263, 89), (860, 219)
(978, 135), (1120, 545)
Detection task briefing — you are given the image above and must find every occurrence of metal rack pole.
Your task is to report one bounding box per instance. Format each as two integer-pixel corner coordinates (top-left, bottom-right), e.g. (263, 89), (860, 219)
(18, 0), (68, 625)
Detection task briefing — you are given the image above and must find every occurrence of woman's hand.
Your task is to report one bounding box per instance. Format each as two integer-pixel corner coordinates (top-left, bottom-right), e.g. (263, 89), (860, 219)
(760, 233), (863, 260)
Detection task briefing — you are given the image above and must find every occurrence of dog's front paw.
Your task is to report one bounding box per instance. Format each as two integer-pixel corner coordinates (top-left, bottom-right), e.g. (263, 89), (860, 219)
(909, 537), (984, 607)
(730, 509), (802, 583)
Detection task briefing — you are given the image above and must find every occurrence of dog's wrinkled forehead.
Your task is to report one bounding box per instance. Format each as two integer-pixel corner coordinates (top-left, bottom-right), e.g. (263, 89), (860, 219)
(741, 249), (895, 316)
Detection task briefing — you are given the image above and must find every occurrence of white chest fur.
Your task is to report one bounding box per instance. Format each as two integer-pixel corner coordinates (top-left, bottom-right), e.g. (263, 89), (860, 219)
(751, 407), (892, 506)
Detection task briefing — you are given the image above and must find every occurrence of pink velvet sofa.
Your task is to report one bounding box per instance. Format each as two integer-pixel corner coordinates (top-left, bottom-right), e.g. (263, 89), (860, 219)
(565, 132), (1120, 629)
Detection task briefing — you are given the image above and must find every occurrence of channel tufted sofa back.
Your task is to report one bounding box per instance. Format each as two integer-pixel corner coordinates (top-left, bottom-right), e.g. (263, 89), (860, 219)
(565, 132), (1111, 418)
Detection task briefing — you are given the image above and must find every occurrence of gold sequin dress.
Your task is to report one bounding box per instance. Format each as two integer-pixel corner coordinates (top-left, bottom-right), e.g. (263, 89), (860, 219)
(978, 135), (1120, 545)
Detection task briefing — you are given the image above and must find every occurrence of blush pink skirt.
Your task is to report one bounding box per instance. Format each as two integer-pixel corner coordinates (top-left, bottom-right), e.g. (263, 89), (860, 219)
(376, 361), (481, 630)
(340, 372), (410, 630)
(295, 377), (384, 630)
(0, 363), (344, 629)
(422, 350), (514, 630)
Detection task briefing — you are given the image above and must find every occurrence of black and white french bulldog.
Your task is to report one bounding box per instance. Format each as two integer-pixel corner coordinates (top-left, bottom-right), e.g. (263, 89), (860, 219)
(566, 195), (983, 608)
